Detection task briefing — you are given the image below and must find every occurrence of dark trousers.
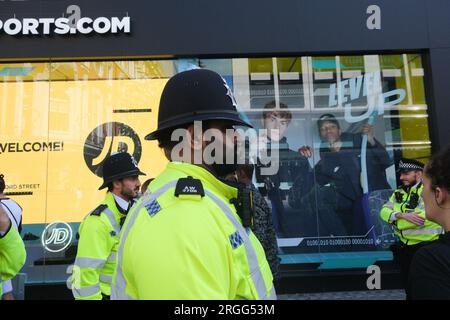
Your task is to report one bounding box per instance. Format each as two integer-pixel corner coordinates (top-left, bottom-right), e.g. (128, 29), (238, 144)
(268, 189), (286, 236)
(391, 241), (433, 300)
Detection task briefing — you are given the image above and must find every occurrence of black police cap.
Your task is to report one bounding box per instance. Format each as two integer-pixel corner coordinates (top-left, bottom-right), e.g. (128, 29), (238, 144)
(99, 152), (146, 190)
(397, 158), (424, 173)
(145, 69), (253, 141)
(317, 113), (340, 130)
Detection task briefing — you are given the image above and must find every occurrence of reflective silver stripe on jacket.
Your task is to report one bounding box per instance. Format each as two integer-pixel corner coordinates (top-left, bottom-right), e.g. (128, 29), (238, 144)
(100, 274), (113, 284)
(103, 208), (121, 235)
(417, 200), (425, 210)
(205, 190), (276, 300)
(111, 181), (178, 300)
(72, 284), (101, 298)
(265, 287), (277, 300)
(383, 201), (395, 210)
(107, 252), (117, 263)
(74, 257), (106, 269)
(402, 228), (443, 236)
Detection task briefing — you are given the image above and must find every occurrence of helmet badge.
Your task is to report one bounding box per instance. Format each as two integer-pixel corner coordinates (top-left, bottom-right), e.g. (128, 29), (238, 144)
(222, 77), (238, 108)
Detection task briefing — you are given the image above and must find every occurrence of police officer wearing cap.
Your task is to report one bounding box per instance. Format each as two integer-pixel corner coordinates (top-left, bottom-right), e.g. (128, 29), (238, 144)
(71, 152), (145, 300)
(111, 69), (275, 300)
(380, 157), (443, 299)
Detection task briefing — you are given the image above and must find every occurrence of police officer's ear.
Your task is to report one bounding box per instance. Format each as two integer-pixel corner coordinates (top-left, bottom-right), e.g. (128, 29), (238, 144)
(416, 170), (423, 180)
(112, 179), (123, 192)
(434, 186), (448, 208)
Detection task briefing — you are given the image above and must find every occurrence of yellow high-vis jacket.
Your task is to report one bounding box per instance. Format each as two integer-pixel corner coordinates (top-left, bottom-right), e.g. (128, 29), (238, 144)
(112, 162), (275, 300)
(0, 224), (26, 297)
(380, 182), (442, 245)
(72, 192), (125, 300)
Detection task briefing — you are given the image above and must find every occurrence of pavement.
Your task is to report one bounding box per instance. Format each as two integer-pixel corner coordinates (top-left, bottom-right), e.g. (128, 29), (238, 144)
(278, 289), (406, 300)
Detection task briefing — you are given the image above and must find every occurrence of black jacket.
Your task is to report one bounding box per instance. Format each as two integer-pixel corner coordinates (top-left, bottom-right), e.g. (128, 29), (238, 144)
(256, 136), (312, 198)
(314, 132), (392, 202)
(409, 232), (450, 300)
(250, 185), (280, 279)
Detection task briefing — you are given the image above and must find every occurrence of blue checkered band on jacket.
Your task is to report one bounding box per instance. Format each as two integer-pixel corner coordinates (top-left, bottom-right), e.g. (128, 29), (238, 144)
(229, 231), (244, 249)
(145, 200), (161, 217)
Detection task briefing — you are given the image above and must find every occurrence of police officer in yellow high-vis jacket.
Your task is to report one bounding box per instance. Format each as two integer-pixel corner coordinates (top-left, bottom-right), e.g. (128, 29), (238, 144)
(71, 152), (145, 300)
(0, 203), (26, 297)
(380, 158), (442, 299)
(112, 69), (275, 300)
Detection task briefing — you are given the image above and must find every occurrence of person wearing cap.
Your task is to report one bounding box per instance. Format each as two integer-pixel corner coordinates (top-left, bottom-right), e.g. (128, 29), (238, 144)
(299, 113), (392, 235)
(380, 157), (442, 299)
(0, 203), (26, 298)
(71, 152), (145, 300)
(111, 69), (275, 300)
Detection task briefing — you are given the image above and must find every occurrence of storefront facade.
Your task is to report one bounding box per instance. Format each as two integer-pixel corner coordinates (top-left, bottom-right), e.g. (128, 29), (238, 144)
(1, 0), (450, 294)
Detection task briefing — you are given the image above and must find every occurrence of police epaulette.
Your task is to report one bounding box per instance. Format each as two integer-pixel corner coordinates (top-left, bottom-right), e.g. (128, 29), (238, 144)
(90, 204), (108, 216)
(174, 176), (205, 197)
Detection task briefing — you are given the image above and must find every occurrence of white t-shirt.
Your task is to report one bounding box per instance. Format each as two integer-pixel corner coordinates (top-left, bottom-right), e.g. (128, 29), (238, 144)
(0, 198), (22, 231)
(1, 198), (23, 295)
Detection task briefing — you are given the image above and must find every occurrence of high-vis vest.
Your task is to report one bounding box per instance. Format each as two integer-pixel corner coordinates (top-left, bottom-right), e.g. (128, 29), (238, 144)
(380, 182), (443, 245)
(112, 162), (276, 300)
(1, 198), (23, 295)
(71, 192), (125, 300)
(0, 225), (26, 297)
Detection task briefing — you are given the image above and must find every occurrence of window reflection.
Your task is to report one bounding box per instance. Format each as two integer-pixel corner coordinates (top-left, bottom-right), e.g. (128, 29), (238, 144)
(0, 53), (433, 284)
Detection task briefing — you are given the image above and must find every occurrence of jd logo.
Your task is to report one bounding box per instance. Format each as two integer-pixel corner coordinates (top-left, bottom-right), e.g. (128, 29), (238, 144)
(42, 221), (73, 253)
(84, 122), (142, 177)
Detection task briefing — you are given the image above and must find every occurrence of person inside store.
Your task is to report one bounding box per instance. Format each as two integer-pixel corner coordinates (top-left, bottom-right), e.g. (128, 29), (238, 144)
(256, 101), (312, 237)
(409, 146), (450, 300)
(299, 113), (392, 236)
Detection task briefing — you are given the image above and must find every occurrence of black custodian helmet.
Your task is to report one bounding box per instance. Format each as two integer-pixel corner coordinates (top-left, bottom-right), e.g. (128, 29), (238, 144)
(99, 152), (146, 190)
(145, 69), (253, 141)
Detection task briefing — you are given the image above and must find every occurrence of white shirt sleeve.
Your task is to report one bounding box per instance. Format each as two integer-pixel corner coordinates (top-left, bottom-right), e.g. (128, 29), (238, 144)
(2, 279), (13, 294)
(1, 200), (22, 231)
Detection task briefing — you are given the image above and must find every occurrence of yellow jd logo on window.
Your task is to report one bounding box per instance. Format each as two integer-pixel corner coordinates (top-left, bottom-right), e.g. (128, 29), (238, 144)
(83, 122), (142, 177)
